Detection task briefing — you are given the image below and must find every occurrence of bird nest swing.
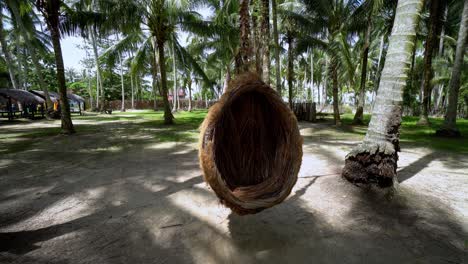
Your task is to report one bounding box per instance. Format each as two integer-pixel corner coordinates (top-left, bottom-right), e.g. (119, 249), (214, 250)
(199, 73), (303, 215)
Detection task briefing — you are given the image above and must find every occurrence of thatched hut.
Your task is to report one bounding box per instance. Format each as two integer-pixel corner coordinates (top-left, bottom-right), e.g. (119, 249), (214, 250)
(30, 90), (85, 115)
(199, 73), (303, 215)
(0, 89), (45, 120)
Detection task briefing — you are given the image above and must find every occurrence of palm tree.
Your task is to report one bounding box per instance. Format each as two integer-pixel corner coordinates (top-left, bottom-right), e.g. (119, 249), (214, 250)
(352, 0), (385, 125)
(342, 0), (424, 188)
(0, 6), (19, 89)
(6, 0), (53, 111)
(272, 0), (282, 93)
(299, 0), (365, 125)
(261, 0), (270, 84)
(92, 0), (212, 124)
(418, 0), (444, 125)
(36, 0), (75, 134)
(436, 0), (468, 137)
(237, 0), (253, 73)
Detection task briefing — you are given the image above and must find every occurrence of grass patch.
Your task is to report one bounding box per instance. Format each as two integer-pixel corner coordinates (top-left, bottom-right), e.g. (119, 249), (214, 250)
(340, 114), (468, 153)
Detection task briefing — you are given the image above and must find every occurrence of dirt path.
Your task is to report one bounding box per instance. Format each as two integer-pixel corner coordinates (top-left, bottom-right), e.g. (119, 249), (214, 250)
(0, 119), (467, 263)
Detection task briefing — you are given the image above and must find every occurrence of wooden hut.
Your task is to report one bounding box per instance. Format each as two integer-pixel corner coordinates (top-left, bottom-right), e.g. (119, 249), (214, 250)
(0, 89), (45, 120)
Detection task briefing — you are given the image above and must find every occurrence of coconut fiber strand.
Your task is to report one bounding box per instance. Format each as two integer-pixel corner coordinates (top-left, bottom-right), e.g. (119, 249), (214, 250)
(199, 73), (303, 215)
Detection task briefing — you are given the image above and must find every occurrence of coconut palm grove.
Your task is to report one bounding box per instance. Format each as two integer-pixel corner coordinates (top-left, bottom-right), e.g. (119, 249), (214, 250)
(0, 0), (467, 263)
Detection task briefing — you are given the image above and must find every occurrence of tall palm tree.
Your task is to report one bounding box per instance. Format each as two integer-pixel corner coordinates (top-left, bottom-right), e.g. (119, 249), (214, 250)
(0, 6), (19, 89)
(237, 0), (253, 73)
(436, 0), (468, 137)
(299, 0), (365, 125)
(342, 0), (424, 188)
(272, 0), (282, 93)
(92, 0), (212, 124)
(418, 0), (444, 125)
(6, 0), (53, 111)
(352, 0), (386, 125)
(261, 0), (270, 84)
(36, 0), (75, 134)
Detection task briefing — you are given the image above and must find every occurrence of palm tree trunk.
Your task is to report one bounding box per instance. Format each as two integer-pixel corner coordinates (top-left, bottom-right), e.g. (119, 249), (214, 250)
(418, 0), (442, 125)
(287, 34), (294, 109)
(310, 50), (314, 102)
(238, 0), (252, 73)
(130, 73), (135, 109)
(342, 0), (424, 188)
(171, 40), (177, 112)
(331, 62), (341, 125)
(9, 0), (53, 110)
(89, 28), (103, 110)
(119, 53), (125, 112)
(45, 3), (75, 134)
(436, 0), (468, 137)
(272, 0), (281, 93)
(188, 77), (192, 112)
(0, 11), (19, 90)
(353, 15), (372, 125)
(252, 1), (262, 77)
(223, 64), (231, 93)
(155, 38), (174, 124)
(261, 0), (270, 84)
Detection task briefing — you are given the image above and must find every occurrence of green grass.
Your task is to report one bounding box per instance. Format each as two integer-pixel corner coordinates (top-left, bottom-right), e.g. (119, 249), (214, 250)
(1, 110), (467, 154)
(340, 114), (468, 153)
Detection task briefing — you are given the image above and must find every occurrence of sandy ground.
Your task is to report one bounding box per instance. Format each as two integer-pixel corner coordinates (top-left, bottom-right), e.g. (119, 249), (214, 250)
(0, 117), (467, 264)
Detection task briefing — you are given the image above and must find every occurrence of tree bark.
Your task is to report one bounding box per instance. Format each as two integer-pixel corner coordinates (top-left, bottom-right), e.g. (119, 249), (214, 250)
(436, 0), (468, 137)
(187, 76), (192, 112)
(287, 34), (294, 109)
(223, 64), (231, 94)
(171, 40), (177, 112)
(418, 0), (442, 125)
(342, 0), (424, 188)
(271, 0), (281, 93)
(0, 9), (19, 90)
(119, 52), (125, 111)
(252, 0), (262, 77)
(353, 15), (372, 125)
(261, 0), (270, 84)
(43, 0), (75, 134)
(155, 37), (174, 124)
(238, 0), (253, 73)
(331, 62), (341, 125)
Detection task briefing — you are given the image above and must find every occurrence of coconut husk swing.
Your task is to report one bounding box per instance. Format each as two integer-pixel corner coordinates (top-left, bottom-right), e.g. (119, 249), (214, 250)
(199, 73), (303, 215)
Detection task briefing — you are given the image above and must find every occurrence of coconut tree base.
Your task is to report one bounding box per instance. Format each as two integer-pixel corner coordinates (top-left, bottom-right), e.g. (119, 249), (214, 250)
(342, 142), (397, 188)
(435, 128), (461, 137)
(417, 115), (430, 126)
(352, 106), (364, 125)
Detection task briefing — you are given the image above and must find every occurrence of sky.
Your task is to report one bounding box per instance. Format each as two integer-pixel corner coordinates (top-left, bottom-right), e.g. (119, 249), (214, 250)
(60, 7), (213, 72)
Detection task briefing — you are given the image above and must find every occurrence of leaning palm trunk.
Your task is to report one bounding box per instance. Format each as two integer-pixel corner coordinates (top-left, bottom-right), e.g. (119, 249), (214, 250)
(9, 0), (53, 110)
(39, 0), (75, 134)
(436, 0), (468, 137)
(342, 0), (424, 188)
(0, 10), (18, 89)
